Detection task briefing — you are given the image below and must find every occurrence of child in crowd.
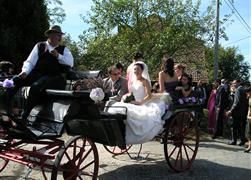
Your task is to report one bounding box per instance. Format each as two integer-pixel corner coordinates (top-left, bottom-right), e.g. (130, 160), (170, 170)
(176, 73), (192, 98)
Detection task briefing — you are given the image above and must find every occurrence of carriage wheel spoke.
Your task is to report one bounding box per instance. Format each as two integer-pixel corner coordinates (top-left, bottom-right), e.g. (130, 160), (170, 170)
(77, 147), (93, 166)
(65, 151), (72, 161)
(183, 144), (191, 163)
(78, 175), (84, 180)
(180, 146), (183, 169)
(174, 147), (181, 167)
(168, 146), (177, 158)
(76, 147), (86, 168)
(80, 160), (95, 171)
(77, 138), (87, 166)
(184, 143), (195, 152)
(73, 140), (77, 158)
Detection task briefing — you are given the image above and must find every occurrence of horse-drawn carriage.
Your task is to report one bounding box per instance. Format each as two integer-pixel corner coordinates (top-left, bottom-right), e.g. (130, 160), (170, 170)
(0, 72), (201, 179)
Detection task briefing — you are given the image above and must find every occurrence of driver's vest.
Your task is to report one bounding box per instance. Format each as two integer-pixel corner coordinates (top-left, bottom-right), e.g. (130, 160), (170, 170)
(32, 42), (65, 76)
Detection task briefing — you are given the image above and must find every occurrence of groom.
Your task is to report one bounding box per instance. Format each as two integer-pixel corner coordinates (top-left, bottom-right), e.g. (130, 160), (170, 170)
(103, 66), (128, 102)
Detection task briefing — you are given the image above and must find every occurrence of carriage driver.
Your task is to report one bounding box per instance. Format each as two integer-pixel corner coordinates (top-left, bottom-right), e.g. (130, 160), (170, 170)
(8, 25), (74, 125)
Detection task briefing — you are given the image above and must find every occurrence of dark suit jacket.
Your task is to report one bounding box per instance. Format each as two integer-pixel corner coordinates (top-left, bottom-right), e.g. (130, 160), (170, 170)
(215, 85), (229, 109)
(102, 76), (128, 101)
(230, 85), (248, 116)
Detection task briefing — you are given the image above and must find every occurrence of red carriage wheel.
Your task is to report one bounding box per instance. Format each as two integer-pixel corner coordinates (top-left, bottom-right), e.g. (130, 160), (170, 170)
(163, 111), (199, 172)
(103, 145), (133, 155)
(51, 136), (99, 180)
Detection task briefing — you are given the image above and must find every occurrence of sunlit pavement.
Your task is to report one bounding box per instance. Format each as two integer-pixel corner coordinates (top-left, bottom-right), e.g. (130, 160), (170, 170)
(0, 135), (250, 180)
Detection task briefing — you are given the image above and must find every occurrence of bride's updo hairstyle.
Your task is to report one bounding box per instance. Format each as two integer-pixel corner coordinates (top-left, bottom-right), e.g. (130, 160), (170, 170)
(162, 57), (174, 77)
(134, 62), (144, 71)
(133, 51), (143, 60)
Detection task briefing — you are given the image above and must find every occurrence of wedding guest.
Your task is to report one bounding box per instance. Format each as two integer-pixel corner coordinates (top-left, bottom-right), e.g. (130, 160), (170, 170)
(207, 83), (217, 134)
(175, 73), (192, 98)
(158, 57), (178, 99)
(0, 61), (14, 77)
(226, 80), (248, 145)
(212, 79), (229, 139)
(194, 80), (207, 104)
(174, 63), (185, 80)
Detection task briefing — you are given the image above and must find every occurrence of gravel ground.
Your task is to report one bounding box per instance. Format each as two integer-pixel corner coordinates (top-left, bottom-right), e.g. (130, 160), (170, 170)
(0, 135), (250, 180)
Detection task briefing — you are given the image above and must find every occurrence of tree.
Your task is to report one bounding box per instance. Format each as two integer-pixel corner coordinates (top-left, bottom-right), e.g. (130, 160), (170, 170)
(45, 0), (66, 24)
(205, 46), (250, 82)
(79, 0), (224, 78)
(62, 34), (83, 69)
(0, 0), (49, 71)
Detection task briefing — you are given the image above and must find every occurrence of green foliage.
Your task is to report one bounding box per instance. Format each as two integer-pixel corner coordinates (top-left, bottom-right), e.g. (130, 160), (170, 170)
(45, 0), (66, 24)
(205, 46), (250, 82)
(62, 34), (83, 69)
(0, 0), (49, 70)
(79, 0), (221, 78)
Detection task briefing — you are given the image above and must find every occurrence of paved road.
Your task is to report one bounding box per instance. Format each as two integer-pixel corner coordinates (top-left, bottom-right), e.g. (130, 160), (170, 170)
(0, 136), (250, 180)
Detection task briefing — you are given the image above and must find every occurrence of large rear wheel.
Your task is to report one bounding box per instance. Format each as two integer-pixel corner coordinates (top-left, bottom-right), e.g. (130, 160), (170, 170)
(163, 111), (199, 172)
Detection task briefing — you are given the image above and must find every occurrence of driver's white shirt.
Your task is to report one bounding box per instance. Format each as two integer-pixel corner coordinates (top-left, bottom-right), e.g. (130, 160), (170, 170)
(21, 41), (74, 75)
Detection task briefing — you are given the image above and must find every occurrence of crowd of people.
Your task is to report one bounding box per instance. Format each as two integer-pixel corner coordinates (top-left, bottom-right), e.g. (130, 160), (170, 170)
(0, 25), (250, 151)
(207, 78), (251, 152)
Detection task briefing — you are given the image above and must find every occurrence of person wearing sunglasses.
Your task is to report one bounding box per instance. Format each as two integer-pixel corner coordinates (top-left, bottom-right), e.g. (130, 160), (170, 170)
(103, 66), (128, 101)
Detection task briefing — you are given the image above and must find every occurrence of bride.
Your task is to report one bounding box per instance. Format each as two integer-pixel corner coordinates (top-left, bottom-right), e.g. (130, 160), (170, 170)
(108, 62), (170, 144)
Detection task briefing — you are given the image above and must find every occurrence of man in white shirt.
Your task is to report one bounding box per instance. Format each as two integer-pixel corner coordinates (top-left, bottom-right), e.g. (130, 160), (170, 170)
(9, 25), (74, 123)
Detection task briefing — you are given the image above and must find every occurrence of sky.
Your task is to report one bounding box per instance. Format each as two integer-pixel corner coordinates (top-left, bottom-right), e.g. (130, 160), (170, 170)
(58, 0), (251, 77)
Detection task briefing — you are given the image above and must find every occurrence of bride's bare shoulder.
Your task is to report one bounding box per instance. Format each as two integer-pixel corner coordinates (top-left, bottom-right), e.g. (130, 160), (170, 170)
(141, 78), (150, 86)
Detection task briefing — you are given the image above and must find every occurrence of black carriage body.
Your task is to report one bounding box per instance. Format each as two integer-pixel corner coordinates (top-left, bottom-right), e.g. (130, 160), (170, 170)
(61, 91), (126, 148)
(32, 90), (126, 147)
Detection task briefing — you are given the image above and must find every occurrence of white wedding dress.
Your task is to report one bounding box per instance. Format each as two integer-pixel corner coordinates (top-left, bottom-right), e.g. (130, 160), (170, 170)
(108, 81), (168, 144)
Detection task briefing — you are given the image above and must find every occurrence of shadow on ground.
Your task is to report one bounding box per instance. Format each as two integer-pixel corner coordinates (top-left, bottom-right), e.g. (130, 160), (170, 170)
(99, 159), (251, 180)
